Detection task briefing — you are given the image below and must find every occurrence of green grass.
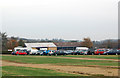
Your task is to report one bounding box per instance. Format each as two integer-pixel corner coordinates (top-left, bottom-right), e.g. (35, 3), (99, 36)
(2, 66), (79, 76)
(2, 55), (118, 66)
(58, 55), (119, 59)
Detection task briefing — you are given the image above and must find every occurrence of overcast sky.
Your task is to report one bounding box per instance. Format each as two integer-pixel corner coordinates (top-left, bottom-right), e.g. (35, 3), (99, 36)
(0, 0), (119, 41)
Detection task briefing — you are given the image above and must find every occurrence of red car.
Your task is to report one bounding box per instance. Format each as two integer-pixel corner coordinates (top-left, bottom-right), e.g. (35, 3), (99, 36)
(12, 50), (27, 55)
(94, 49), (106, 55)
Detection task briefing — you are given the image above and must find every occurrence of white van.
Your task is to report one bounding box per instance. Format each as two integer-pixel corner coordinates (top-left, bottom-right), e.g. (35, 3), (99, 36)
(76, 47), (89, 51)
(29, 49), (39, 55)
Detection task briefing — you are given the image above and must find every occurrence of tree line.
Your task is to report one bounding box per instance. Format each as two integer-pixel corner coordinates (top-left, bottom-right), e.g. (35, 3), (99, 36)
(0, 32), (119, 52)
(1, 32), (25, 51)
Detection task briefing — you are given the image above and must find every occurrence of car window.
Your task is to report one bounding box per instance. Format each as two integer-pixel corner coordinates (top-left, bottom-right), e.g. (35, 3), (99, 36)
(16, 49), (20, 51)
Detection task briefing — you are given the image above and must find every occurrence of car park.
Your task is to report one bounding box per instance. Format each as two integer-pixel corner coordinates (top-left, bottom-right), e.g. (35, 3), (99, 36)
(12, 47), (120, 56)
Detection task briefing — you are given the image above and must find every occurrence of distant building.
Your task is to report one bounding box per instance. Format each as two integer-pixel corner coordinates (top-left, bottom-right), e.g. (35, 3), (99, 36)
(24, 42), (82, 51)
(54, 42), (82, 50)
(25, 43), (57, 50)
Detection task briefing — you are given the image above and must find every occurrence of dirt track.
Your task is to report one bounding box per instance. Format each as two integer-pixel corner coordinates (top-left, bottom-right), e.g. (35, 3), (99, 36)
(2, 60), (119, 76)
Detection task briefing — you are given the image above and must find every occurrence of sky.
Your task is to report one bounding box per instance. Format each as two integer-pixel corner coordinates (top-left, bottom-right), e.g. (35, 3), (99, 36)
(0, 0), (119, 41)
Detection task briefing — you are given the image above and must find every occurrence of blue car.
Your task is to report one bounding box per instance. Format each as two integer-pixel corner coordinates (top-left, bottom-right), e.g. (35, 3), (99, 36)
(11, 51), (17, 55)
(103, 50), (120, 55)
(43, 50), (51, 55)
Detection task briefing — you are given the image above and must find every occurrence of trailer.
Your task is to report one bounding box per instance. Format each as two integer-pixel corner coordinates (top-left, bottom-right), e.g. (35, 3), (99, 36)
(76, 47), (89, 51)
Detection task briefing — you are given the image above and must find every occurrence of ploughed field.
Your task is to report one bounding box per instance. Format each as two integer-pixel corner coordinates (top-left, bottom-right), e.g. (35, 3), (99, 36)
(1, 55), (119, 78)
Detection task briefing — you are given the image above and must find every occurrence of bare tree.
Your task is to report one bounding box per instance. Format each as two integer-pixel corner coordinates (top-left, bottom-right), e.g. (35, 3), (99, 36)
(81, 37), (93, 48)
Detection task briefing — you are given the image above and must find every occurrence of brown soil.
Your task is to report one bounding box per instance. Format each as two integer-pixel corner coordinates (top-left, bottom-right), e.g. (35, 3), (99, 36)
(2, 60), (119, 76)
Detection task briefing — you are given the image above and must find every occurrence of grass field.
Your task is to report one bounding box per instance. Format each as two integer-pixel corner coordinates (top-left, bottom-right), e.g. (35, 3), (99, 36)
(2, 55), (118, 66)
(59, 55), (119, 59)
(2, 55), (119, 77)
(2, 66), (79, 76)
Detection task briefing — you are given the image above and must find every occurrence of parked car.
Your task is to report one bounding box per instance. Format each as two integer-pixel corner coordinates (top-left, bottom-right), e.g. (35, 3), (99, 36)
(87, 48), (95, 55)
(103, 49), (120, 55)
(73, 50), (82, 55)
(23, 49), (30, 55)
(29, 49), (39, 55)
(80, 50), (88, 55)
(36, 50), (44, 55)
(65, 50), (73, 55)
(11, 51), (17, 55)
(53, 50), (67, 56)
(71, 50), (77, 55)
(48, 50), (57, 56)
(43, 50), (51, 55)
(94, 49), (106, 55)
(12, 50), (27, 55)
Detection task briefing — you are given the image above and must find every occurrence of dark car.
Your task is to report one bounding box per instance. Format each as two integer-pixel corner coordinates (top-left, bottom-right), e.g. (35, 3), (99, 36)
(71, 50), (77, 55)
(72, 50), (82, 55)
(53, 50), (67, 56)
(11, 51), (17, 55)
(87, 48), (95, 55)
(103, 50), (120, 55)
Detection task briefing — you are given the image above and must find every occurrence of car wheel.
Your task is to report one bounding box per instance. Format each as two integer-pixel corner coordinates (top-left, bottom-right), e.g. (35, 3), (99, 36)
(92, 53), (94, 55)
(64, 54), (66, 56)
(116, 53), (118, 55)
(55, 54), (57, 56)
(98, 53), (101, 55)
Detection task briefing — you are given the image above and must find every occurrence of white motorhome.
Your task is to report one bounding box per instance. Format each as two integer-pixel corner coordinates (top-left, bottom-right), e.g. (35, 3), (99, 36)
(14, 46), (27, 51)
(76, 47), (89, 51)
